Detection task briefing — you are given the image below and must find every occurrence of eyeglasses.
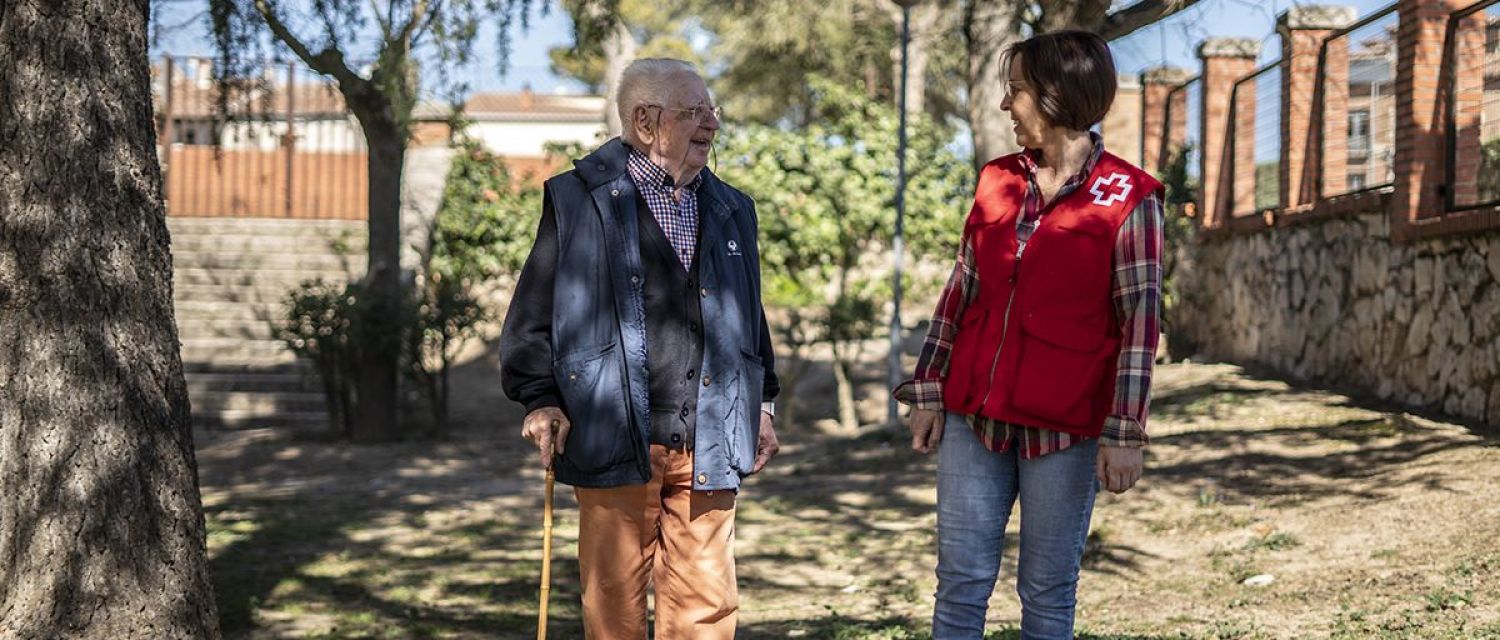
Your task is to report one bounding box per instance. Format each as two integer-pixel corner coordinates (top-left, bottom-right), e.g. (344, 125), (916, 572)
(650, 103), (724, 124)
(1004, 81), (1028, 101)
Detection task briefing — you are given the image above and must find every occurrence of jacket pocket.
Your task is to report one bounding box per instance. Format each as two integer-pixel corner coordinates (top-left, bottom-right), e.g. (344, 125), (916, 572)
(727, 349), (765, 474)
(1009, 313), (1118, 429)
(553, 342), (631, 472)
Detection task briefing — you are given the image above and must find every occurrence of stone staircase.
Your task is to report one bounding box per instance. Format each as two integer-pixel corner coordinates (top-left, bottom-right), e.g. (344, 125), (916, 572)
(168, 217), (367, 429)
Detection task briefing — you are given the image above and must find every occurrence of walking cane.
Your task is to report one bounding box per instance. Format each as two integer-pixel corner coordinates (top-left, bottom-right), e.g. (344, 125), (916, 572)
(537, 421), (558, 640)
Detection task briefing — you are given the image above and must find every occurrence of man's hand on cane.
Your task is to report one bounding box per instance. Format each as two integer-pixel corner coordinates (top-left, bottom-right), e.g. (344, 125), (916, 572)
(522, 407), (571, 468)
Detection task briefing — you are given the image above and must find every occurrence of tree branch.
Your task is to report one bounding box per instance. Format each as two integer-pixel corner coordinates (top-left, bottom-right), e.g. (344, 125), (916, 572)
(368, 0), (392, 39)
(1098, 0), (1203, 41)
(398, 0), (430, 44)
(252, 0), (369, 91)
(409, 0), (445, 47)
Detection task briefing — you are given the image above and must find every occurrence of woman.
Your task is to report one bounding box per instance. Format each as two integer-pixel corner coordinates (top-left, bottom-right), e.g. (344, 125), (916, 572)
(893, 30), (1164, 639)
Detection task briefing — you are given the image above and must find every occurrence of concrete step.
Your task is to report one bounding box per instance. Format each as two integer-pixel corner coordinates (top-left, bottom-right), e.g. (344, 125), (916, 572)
(185, 370), (322, 394)
(193, 409), (331, 430)
(189, 390), (328, 414)
(174, 300), (283, 322)
(171, 251), (363, 272)
(173, 267), (360, 289)
(179, 338), (295, 365)
(176, 319), (279, 341)
(171, 233), (366, 256)
(181, 359), (312, 375)
(167, 217), (366, 237)
(174, 283), (352, 308)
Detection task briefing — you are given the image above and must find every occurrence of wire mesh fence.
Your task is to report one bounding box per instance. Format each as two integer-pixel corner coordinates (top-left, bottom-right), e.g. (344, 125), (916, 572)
(1446, 0), (1500, 211)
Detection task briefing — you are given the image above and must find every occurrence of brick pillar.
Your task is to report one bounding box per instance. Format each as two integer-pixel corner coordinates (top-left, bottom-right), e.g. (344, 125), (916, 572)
(1321, 24), (1352, 197)
(1141, 66), (1194, 174)
(1231, 74), (1258, 216)
(1449, 9), (1488, 208)
(1279, 6), (1357, 208)
(1393, 0), (1468, 228)
(1198, 38), (1261, 228)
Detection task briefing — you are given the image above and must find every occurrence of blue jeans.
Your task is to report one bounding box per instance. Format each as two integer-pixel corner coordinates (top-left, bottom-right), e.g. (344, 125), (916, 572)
(932, 413), (1100, 640)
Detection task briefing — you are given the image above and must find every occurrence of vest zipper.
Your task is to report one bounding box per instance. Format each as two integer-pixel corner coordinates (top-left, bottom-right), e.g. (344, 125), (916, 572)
(977, 259), (1020, 409)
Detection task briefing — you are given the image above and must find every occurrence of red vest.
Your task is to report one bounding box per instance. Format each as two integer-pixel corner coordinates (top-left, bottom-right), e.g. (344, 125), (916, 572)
(942, 151), (1162, 437)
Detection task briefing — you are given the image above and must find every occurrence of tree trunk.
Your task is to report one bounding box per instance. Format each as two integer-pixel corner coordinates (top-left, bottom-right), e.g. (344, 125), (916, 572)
(0, 1), (221, 637)
(777, 354), (812, 430)
(964, 0), (1025, 168)
(830, 348), (860, 433)
(353, 123), (406, 443)
(602, 21), (638, 137)
(889, 1), (945, 117)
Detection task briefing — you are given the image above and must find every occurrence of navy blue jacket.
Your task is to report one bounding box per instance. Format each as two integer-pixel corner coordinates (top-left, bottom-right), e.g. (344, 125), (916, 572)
(500, 138), (778, 490)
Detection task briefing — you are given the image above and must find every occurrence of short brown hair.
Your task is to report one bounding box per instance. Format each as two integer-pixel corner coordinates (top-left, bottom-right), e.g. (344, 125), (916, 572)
(1003, 30), (1117, 131)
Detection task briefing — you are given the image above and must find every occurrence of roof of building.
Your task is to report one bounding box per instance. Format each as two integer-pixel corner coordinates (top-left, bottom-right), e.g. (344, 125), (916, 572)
(458, 91), (607, 123)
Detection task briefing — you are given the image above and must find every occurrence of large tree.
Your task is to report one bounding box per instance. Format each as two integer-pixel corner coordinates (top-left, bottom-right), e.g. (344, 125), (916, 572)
(0, 0), (220, 637)
(208, 0), (616, 441)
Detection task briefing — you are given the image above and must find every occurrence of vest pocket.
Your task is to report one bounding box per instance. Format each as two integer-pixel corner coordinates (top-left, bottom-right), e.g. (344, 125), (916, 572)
(1010, 314), (1118, 429)
(727, 350), (764, 474)
(554, 342), (630, 472)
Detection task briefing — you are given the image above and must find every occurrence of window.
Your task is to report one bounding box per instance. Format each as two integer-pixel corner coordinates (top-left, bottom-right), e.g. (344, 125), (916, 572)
(1349, 110), (1371, 157)
(1348, 172), (1367, 191)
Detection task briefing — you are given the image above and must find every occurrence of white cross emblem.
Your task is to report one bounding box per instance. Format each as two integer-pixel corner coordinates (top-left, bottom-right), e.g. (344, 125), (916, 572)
(1089, 172), (1133, 207)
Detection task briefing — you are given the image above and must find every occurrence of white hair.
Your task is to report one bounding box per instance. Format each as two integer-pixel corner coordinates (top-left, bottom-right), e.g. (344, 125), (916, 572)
(616, 58), (700, 144)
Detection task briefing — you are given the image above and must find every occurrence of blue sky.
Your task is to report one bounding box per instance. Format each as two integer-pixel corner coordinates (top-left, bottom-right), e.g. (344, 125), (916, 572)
(152, 0), (1402, 95)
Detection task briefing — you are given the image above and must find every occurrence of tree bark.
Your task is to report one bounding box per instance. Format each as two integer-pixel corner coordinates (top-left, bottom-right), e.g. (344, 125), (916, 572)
(964, 0), (1025, 167)
(0, 1), (221, 637)
(831, 348), (859, 433)
(884, 0), (946, 118)
(602, 21), (638, 137)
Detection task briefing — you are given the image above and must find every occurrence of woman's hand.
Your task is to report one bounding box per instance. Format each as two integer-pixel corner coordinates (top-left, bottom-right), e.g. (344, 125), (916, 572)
(1096, 445), (1143, 494)
(908, 408), (945, 454)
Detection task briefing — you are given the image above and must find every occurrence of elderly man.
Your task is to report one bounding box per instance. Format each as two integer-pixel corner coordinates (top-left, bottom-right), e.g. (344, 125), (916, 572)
(499, 58), (780, 639)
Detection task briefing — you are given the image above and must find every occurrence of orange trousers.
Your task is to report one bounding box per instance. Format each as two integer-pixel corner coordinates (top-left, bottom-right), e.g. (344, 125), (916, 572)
(573, 444), (738, 640)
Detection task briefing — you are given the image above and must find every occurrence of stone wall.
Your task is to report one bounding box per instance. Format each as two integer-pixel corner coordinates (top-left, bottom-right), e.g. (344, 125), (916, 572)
(1173, 200), (1500, 430)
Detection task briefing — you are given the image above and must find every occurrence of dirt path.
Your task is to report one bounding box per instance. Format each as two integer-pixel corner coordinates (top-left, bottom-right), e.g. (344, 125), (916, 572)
(196, 361), (1500, 639)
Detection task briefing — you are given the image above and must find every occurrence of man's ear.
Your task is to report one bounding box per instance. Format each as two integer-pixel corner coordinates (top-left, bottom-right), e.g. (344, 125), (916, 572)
(633, 105), (656, 145)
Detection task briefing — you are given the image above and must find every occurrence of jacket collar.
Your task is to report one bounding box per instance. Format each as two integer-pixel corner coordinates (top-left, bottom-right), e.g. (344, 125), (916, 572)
(574, 137), (632, 191)
(577, 137), (735, 228)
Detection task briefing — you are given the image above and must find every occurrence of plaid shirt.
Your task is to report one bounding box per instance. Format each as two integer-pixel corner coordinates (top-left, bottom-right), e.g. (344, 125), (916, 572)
(626, 147), (701, 271)
(894, 133), (1163, 458)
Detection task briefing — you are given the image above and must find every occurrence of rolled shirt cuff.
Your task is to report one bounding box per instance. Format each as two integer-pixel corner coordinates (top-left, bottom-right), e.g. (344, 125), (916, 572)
(1100, 415), (1148, 448)
(892, 378), (945, 411)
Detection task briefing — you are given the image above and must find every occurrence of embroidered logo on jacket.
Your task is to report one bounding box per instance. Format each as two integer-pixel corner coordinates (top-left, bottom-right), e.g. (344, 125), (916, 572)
(727, 240), (742, 256)
(1089, 173), (1133, 207)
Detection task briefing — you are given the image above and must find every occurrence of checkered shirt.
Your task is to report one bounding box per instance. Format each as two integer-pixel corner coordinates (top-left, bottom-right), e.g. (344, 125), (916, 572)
(626, 147), (701, 271)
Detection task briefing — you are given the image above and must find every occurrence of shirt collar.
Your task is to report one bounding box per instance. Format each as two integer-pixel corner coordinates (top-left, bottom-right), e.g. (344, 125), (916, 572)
(1017, 131), (1105, 184)
(625, 143), (703, 191)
